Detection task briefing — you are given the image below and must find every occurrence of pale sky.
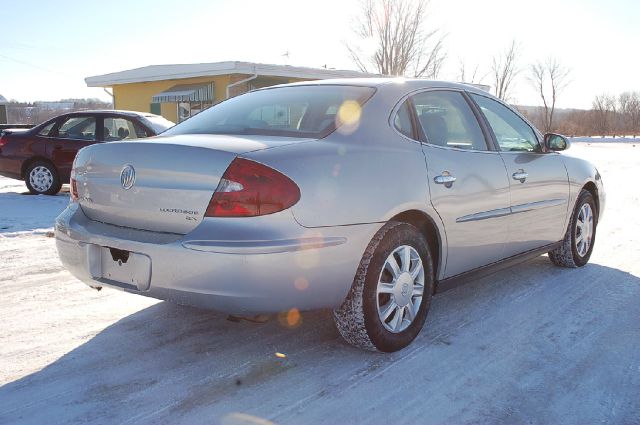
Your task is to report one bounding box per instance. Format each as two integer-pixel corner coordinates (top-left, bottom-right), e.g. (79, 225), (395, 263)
(1, 0), (637, 109)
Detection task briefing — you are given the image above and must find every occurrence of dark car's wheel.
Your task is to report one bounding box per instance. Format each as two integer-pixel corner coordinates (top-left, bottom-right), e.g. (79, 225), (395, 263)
(25, 161), (62, 195)
(333, 221), (434, 352)
(549, 189), (597, 268)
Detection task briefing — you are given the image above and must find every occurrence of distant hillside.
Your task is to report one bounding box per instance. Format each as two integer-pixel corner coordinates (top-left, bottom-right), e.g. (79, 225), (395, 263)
(5, 98), (113, 125)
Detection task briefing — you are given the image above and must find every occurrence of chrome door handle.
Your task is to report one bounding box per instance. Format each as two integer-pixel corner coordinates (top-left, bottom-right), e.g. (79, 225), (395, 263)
(434, 172), (456, 187)
(512, 170), (528, 183)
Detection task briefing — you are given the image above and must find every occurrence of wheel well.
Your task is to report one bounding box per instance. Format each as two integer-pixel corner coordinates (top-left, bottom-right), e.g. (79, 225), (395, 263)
(583, 181), (599, 219)
(21, 156), (53, 179)
(390, 210), (442, 282)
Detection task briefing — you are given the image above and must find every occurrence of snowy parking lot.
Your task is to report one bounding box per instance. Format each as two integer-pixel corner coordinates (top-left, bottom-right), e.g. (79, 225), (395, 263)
(1, 142), (639, 424)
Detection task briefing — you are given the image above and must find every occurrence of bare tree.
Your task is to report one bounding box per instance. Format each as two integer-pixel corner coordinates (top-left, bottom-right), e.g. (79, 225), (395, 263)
(346, 0), (446, 78)
(591, 94), (617, 137)
(491, 40), (520, 101)
(618, 92), (632, 136)
(458, 59), (485, 84)
(628, 92), (640, 137)
(528, 57), (571, 133)
(617, 91), (640, 137)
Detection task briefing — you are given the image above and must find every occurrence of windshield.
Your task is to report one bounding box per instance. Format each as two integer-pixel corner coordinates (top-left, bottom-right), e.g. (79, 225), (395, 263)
(161, 85), (376, 138)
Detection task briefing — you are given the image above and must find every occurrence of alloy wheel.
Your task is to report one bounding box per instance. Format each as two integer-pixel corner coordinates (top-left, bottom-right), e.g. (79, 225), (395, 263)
(575, 203), (594, 257)
(376, 245), (425, 333)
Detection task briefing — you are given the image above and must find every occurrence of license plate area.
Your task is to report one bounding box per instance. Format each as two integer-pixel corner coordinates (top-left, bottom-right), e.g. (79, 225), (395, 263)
(86, 244), (152, 291)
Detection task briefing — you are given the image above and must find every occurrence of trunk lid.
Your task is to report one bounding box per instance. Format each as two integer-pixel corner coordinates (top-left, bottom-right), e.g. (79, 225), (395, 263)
(74, 134), (312, 234)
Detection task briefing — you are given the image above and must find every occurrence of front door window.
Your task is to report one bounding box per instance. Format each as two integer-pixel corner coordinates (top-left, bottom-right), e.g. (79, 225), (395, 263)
(104, 117), (147, 140)
(470, 94), (540, 152)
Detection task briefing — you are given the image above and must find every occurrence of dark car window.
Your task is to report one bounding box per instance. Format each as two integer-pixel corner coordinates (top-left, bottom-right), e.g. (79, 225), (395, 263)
(104, 117), (147, 140)
(411, 91), (488, 151)
(38, 122), (56, 137)
(470, 94), (541, 152)
(57, 116), (97, 141)
(162, 85), (376, 139)
(393, 100), (415, 139)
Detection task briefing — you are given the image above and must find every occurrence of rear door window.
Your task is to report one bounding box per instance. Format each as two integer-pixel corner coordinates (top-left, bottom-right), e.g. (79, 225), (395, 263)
(393, 100), (415, 139)
(410, 91), (488, 151)
(38, 122), (56, 137)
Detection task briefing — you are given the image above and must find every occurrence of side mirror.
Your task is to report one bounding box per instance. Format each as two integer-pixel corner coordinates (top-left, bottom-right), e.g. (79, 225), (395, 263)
(544, 133), (570, 152)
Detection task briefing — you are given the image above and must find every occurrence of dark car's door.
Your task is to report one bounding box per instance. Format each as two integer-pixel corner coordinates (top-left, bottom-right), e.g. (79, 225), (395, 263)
(469, 93), (570, 255)
(46, 115), (99, 181)
(402, 90), (512, 278)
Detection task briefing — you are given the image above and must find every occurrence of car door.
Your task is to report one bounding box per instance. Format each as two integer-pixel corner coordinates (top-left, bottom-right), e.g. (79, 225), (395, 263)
(469, 93), (570, 255)
(46, 115), (99, 180)
(406, 90), (512, 278)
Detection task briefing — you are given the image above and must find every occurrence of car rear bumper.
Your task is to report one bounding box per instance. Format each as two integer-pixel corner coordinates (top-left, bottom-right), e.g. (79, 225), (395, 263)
(55, 203), (381, 314)
(0, 156), (23, 180)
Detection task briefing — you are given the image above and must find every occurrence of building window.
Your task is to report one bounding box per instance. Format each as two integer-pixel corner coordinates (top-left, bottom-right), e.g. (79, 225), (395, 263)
(177, 101), (213, 122)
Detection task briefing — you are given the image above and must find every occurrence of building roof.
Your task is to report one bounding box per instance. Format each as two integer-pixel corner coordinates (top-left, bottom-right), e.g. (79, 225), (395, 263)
(0, 94), (7, 104)
(85, 61), (381, 87)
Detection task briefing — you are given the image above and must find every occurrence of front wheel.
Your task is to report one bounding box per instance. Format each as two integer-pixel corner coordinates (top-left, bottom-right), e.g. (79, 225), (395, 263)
(25, 161), (62, 195)
(333, 222), (435, 352)
(549, 189), (597, 267)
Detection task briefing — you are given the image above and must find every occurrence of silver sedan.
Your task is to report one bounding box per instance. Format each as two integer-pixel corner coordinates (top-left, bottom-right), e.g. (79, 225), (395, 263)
(55, 79), (605, 352)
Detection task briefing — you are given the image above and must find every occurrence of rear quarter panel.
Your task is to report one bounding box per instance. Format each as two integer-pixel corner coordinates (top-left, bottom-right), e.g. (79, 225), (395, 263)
(246, 135), (432, 227)
(0, 133), (46, 178)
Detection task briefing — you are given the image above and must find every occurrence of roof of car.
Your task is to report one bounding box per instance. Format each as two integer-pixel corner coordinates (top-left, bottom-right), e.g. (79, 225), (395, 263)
(58, 110), (158, 117)
(262, 77), (493, 96)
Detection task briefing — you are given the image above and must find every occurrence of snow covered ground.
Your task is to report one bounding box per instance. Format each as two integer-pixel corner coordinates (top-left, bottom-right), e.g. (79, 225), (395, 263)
(0, 142), (639, 424)
(0, 178), (70, 236)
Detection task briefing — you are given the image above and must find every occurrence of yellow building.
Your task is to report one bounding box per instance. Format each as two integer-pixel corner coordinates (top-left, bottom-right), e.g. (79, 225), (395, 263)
(85, 61), (375, 123)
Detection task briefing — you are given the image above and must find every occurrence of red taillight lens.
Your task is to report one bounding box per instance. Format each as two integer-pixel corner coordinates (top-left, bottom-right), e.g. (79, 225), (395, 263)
(0, 135), (7, 148)
(205, 158), (300, 217)
(70, 177), (78, 201)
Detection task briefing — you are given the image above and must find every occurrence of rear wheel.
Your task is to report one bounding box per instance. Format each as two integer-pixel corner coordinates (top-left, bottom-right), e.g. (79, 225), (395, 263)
(333, 222), (434, 352)
(549, 189), (597, 267)
(25, 161), (62, 195)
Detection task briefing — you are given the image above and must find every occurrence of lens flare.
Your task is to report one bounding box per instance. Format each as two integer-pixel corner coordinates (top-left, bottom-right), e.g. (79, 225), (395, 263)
(332, 163), (341, 177)
(221, 412), (277, 425)
(287, 308), (301, 327)
(277, 308), (302, 328)
(294, 229), (324, 269)
(294, 277), (309, 291)
(336, 100), (362, 134)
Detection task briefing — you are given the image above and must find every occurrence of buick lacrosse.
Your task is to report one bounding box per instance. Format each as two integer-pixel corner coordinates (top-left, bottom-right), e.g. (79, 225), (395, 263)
(55, 79), (604, 352)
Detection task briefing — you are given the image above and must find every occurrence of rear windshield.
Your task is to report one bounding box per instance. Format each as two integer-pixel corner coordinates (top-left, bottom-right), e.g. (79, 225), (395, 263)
(142, 115), (175, 134)
(161, 85), (376, 138)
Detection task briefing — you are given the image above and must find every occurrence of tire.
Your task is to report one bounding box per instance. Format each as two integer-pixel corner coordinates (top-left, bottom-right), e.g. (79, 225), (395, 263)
(549, 189), (597, 268)
(24, 161), (62, 195)
(333, 221), (435, 352)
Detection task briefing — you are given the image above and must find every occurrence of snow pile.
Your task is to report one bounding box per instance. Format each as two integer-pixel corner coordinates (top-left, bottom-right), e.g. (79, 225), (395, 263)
(0, 178), (70, 237)
(570, 136), (640, 144)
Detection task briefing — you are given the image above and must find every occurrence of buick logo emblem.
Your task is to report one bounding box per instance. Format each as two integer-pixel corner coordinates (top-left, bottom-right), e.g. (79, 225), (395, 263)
(120, 165), (136, 190)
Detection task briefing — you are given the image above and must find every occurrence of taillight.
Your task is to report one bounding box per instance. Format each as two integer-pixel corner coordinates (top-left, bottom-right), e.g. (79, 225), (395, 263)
(70, 177), (78, 201)
(70, 163), (79, 202)
(0, 135), (7, 148)
(205, 158), (300, 217)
